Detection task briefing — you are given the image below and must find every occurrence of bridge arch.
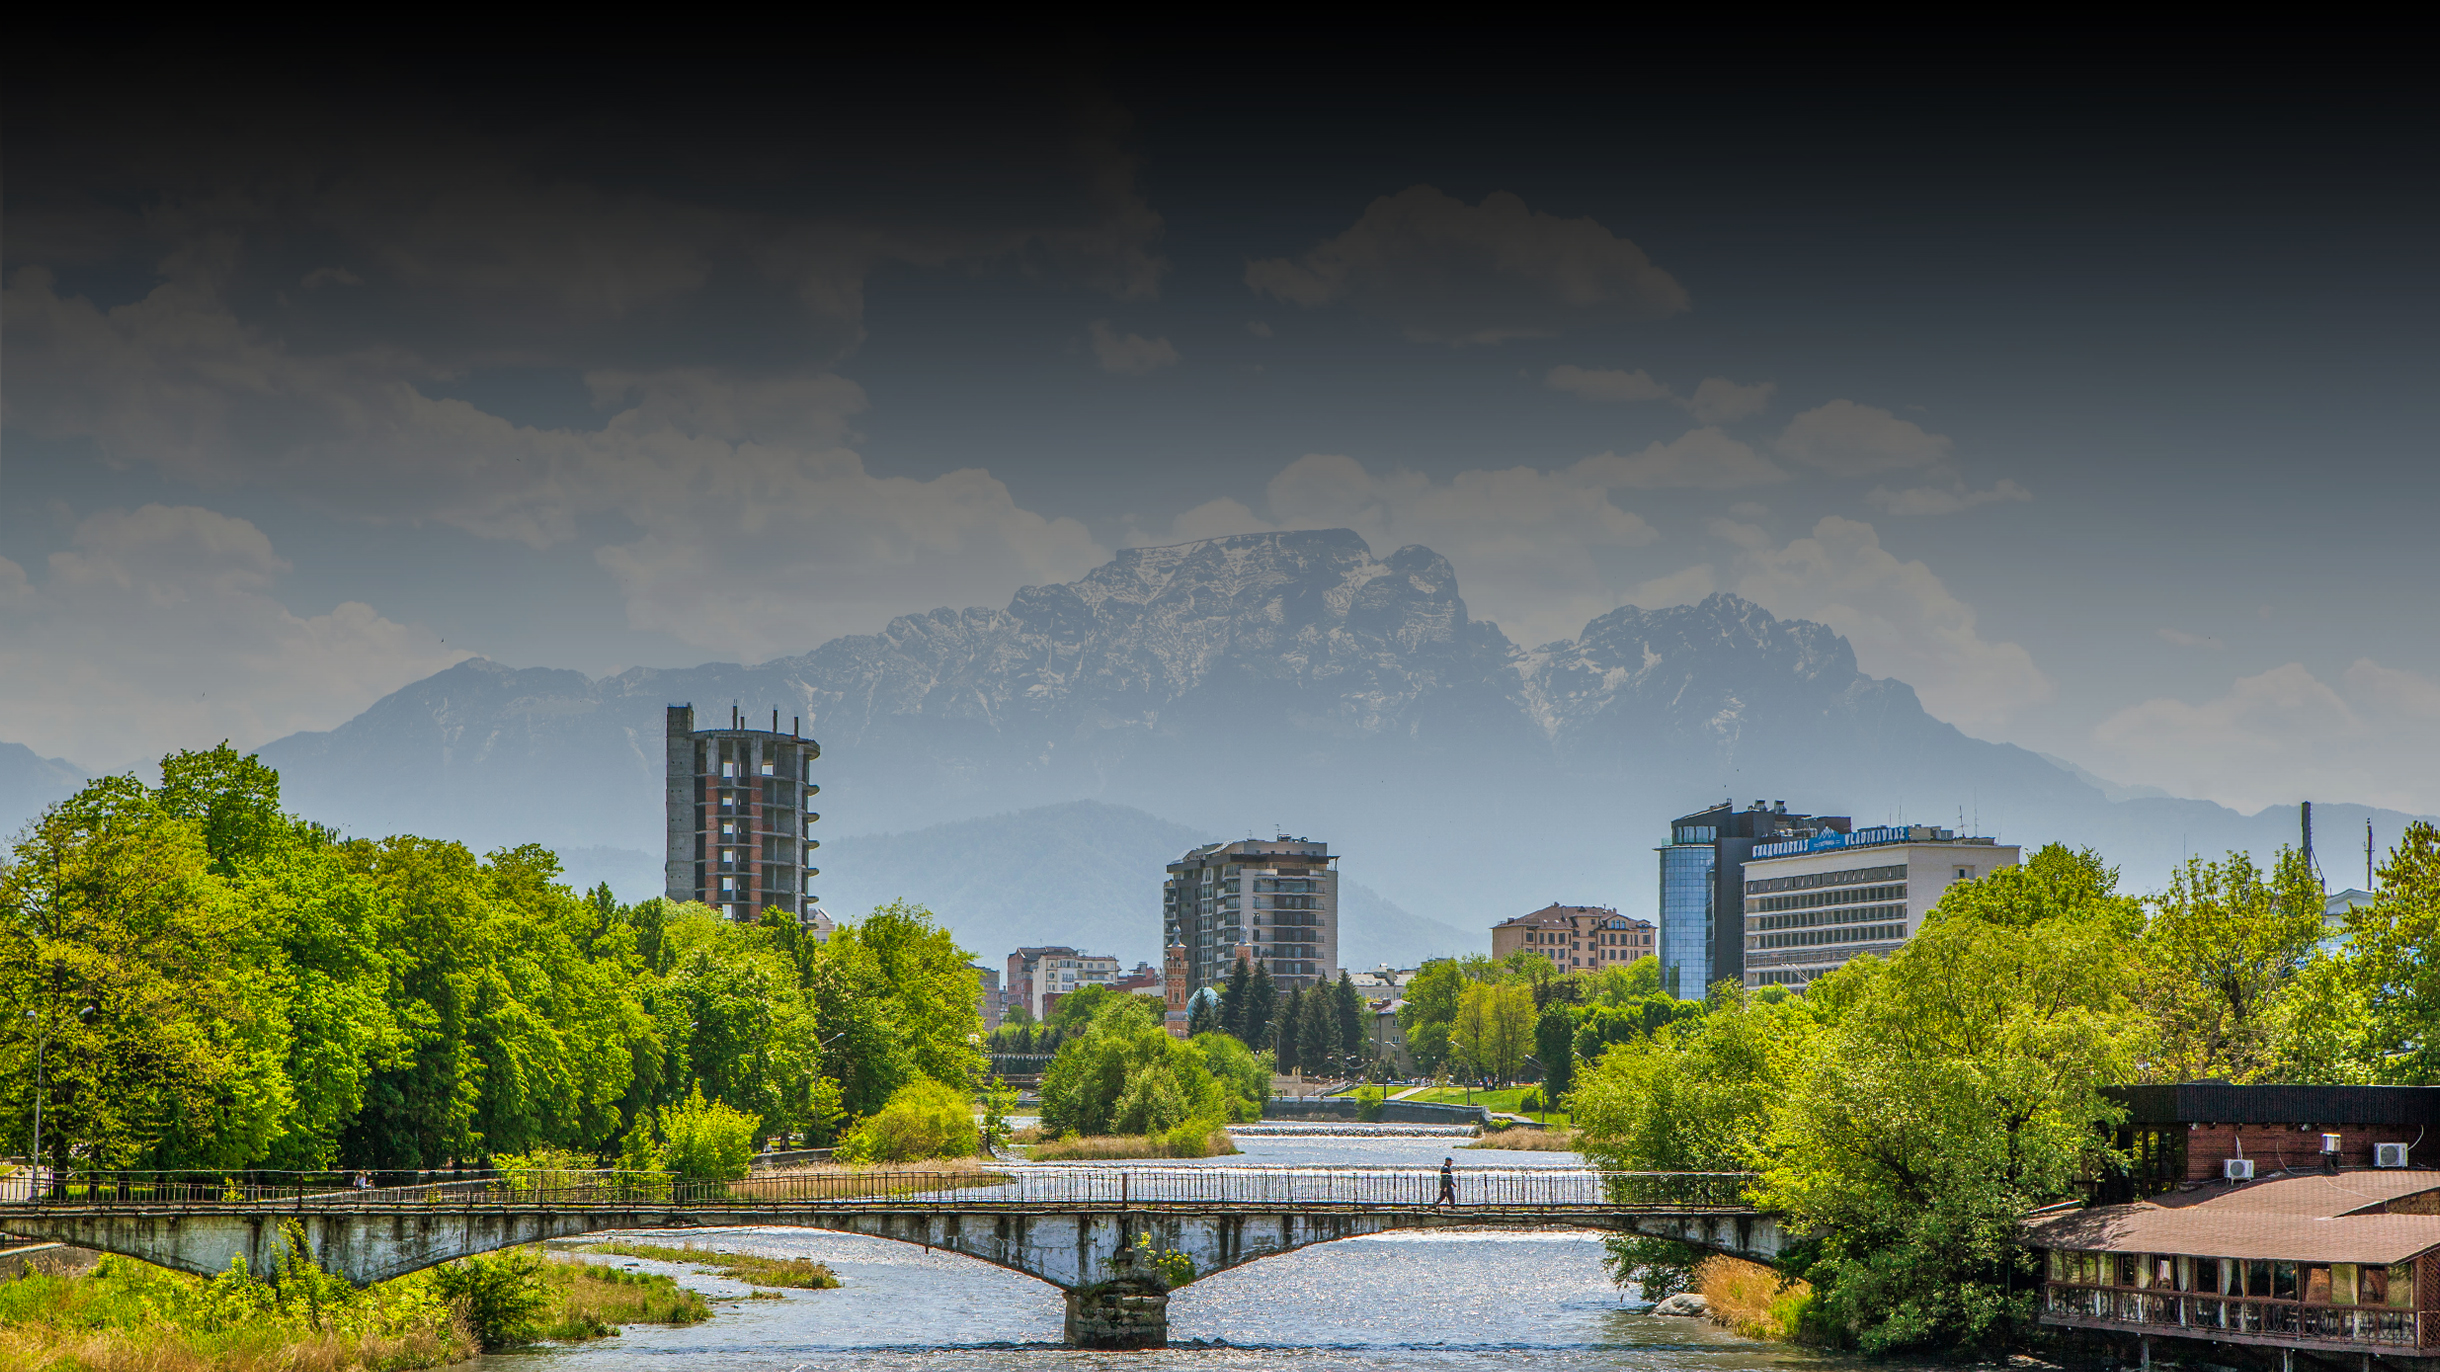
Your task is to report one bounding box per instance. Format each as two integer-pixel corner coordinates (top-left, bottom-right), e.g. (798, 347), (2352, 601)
(0, 1204), (1782, 1292)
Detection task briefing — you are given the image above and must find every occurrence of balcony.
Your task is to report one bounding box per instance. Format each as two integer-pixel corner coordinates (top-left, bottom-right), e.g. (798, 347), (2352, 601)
(2042, 1284), (2424, 1353)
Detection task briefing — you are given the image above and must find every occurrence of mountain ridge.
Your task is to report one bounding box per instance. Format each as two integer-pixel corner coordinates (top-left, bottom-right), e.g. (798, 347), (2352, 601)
(4, 530), (2425, 956)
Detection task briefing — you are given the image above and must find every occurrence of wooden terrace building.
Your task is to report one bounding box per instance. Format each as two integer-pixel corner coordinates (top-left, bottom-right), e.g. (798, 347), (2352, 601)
(2026, 1084), (2440, 1365)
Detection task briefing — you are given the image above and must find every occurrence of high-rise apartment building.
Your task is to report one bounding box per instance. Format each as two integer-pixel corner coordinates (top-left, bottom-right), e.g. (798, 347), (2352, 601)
(1163, 837), (1338, 994)
(1491, 904), (1654, 971)
(1657, 801), (1847, 998)
(664, 705), (822, 920)
(1740, 826), (2020, 989)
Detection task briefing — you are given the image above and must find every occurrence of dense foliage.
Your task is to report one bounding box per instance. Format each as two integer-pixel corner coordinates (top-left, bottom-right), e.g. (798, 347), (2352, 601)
(0, 747), (985, 1176)
(1038, 995), (1267, 1140)
(1572, 831), (2440, 1354)
(834, 1078), (980, 1163)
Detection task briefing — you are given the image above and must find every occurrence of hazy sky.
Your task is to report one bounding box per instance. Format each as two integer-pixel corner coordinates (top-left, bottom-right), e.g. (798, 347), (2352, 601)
(4, 55), (2435, 815)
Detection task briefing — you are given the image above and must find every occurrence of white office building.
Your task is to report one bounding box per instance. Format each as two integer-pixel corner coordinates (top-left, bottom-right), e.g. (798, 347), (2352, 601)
(1739, 825), (2021, 989)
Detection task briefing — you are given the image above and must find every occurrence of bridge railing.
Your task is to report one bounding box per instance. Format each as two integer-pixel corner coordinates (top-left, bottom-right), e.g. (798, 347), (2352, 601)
(0, 1166), (1758, 1212)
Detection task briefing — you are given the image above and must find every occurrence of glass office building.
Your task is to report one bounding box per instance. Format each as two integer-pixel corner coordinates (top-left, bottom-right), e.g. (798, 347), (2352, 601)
(1658, 801), (1847, 998)
(1658, 839), (1716, 998)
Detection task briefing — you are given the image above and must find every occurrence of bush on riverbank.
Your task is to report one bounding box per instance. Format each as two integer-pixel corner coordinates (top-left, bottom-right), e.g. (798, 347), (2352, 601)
(833, 1078), (979, 1163)
(0, 1249), (467, 1372)
(1462, 1126), (1579, 1151)
(1696, 1255), (1816, 1342)
(581, 1241), (841, 1289)
(0, 1241), (711, 1370)
(540, 1260), (713, 1338)
(1024, 1125), (1238, 1160)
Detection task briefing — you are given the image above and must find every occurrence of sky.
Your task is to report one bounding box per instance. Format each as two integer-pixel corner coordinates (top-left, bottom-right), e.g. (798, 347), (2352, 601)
(4, 52), (2436, 816)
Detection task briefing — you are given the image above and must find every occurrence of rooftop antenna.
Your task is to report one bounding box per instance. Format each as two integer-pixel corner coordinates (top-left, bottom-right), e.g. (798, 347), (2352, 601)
(2368, 818), (2377, 891)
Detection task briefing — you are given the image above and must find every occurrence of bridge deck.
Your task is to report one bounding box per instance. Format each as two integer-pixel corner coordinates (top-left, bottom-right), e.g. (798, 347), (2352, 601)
(0, 1165), (1757, 1216)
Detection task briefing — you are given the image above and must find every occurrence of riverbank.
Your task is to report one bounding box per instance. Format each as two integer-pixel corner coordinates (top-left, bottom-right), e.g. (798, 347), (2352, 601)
(0, 1246), (708, 1372)
(1464, 1125), (1580, 1150)
(1020, 1126), (1238, 1160)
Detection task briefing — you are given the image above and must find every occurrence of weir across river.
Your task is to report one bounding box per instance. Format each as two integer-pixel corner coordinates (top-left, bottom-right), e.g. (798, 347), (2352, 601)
(0, 1166), (1779, 1348)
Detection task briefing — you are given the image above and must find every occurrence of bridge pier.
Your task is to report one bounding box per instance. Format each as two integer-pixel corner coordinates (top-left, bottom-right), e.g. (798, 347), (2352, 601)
(1063, 1243), (1170, 1349)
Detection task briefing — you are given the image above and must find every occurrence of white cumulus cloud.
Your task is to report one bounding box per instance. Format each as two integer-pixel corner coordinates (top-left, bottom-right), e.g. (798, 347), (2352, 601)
(1773, 400), (1953, 476)
(1717, 515), (2055, 736)
(2, 269), (1110, 664)
(1245, 186), (1687, 345)
(0, 506), (470, 772)
(2090, 660), (2440, 816)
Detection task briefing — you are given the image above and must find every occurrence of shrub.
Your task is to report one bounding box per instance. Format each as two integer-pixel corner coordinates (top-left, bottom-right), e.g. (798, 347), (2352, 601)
(835, 1078), (979, 1163)
(1354, 1085), (1386, 1121)
(1695, 1255), (1815, 1341)
(657, 1086), (763, 1183)
(493, 1147), (597, 1196)
(433, 1248), (551, 1350)
(1518, 1087), (1543, 1112)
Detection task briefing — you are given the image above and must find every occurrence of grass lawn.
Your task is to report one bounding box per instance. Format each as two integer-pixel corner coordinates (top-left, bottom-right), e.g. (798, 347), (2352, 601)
(1405, 1086), (1572, 1128)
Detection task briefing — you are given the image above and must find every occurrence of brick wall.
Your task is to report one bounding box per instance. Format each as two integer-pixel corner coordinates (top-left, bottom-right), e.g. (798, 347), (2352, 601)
(2181, 1122), (2423, 1182)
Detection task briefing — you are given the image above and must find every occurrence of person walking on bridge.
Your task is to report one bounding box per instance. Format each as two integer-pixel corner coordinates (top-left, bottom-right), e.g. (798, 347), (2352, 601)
(1437, 1157), (1456, 1209)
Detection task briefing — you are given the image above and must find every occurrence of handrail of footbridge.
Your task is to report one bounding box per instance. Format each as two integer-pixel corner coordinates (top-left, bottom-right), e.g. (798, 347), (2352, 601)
(0, 1166), (1759, 1214)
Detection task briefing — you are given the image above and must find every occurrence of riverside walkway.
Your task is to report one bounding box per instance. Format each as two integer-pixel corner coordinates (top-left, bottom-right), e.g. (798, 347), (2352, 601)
(0, 1165), (1777, 1347)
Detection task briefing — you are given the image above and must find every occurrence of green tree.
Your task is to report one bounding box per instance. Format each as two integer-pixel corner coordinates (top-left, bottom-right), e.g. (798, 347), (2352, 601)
(1273, 988), (1302, 1073)
(2137, 846), (2326, 1082)
(1334, 971), (1365, 1065)
(845, 901), (984, 1091)
(1296, 985), (1337, 1075)
(1765, 845), (2143, 1354)
(1398, 959), (1466, 1075)
(1192, 1030), (1271, 1119)
(0, 775), (294, 1173)
(1450, 981), (1533, 1084)
(1501, 948), (1562, 1007)
(1243, 961), (1277, 1047)
(1220, 957), (1251, 1039)
(1040, 996), (1233, 1136)
(2338, 821), (2440, 1082)
(1534, 1006), (1575, 1102)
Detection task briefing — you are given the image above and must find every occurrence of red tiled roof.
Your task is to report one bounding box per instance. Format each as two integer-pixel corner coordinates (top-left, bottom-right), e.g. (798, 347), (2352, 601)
(2026, 1169), (2440, 1264)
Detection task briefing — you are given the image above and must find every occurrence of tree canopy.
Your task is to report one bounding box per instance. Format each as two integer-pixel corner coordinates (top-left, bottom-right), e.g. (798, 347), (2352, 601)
(0, 748), (984, 1175)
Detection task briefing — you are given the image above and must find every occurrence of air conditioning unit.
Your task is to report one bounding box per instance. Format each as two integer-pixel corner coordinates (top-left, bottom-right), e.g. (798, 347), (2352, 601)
(2377, 1143), (2411, 1169)
(2224, 1158), (2255, 1181)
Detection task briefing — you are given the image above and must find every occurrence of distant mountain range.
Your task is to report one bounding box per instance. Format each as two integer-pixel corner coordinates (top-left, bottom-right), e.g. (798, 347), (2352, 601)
(3, 530), (2424, 963)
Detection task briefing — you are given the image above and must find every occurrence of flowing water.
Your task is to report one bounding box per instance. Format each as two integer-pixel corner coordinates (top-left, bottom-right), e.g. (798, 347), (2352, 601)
(489, 1132), (1858, 1372)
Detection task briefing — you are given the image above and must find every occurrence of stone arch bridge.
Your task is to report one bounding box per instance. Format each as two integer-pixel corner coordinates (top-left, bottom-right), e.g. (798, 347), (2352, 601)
(1, 1166), (1778, 1347)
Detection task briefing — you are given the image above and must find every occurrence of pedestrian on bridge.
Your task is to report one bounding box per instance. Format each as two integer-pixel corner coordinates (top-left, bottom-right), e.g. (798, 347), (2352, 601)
(1437, 1157), (1455, 1209)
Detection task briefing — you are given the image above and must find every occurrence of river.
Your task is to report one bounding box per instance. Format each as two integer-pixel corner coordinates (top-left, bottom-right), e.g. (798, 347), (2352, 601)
(494, 1130), (1850, 1372)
